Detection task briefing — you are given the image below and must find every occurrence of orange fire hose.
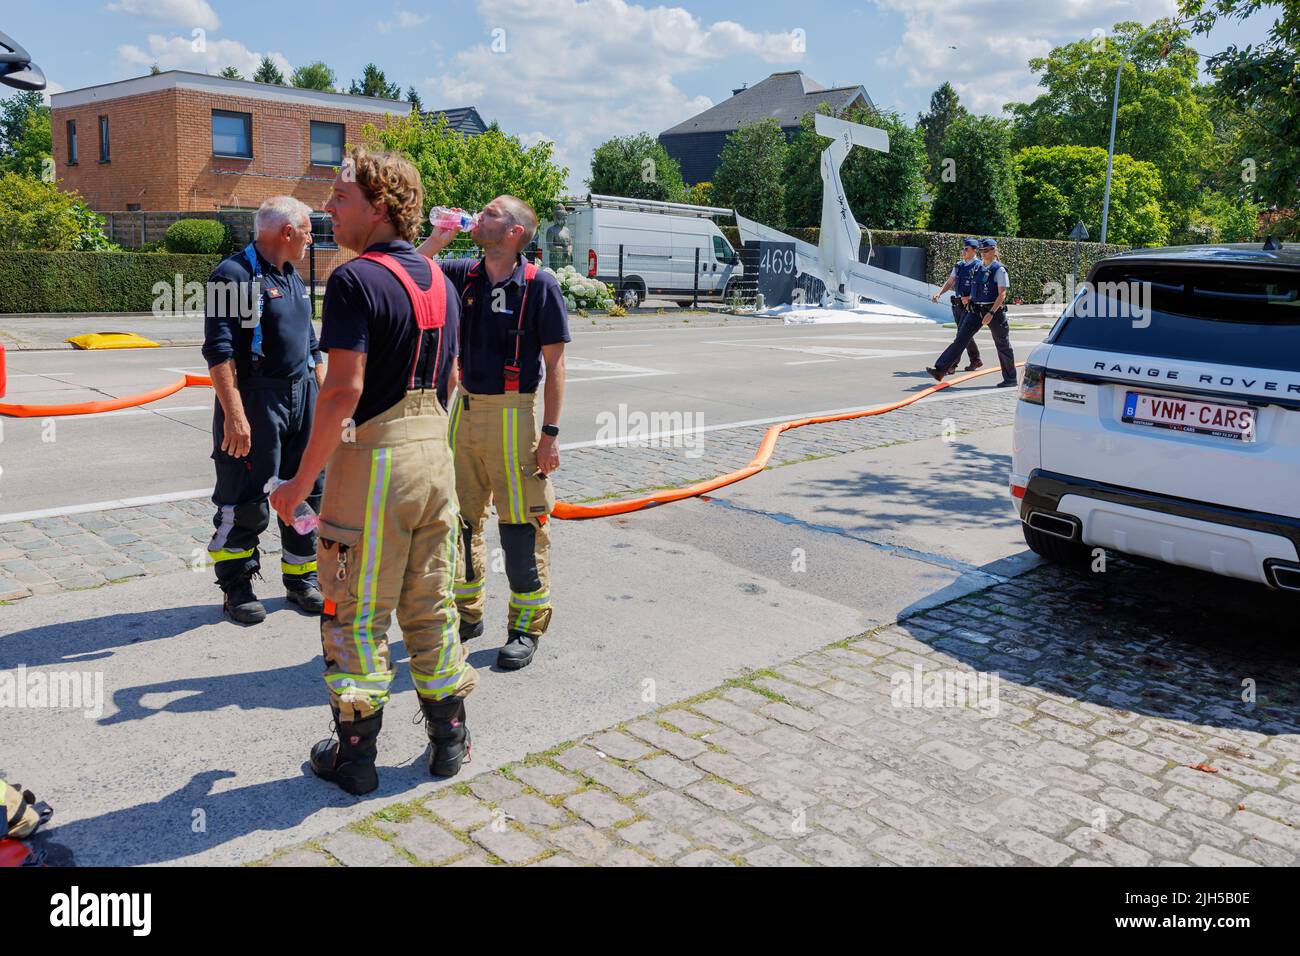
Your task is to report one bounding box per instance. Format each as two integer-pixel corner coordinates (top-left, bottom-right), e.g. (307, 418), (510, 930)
(552, 363), (1019, 519)
(0, 364), (1017, 520)
(0, 373), (212, 418)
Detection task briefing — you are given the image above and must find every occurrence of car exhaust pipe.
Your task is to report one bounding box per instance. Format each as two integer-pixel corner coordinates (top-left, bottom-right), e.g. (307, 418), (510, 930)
(1265, 561), (1300, 592)
(1027, 511), (1081, 541)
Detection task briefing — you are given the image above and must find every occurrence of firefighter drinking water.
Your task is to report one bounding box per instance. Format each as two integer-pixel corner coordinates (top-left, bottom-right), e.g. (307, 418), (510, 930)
(271, 148), (476, 794)
(419, 197), (569, 671)
(203, 196), (325, 624)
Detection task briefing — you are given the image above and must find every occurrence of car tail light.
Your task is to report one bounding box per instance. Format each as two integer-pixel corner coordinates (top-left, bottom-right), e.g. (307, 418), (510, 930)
(1020, 364), (1044, 405)
(587, 248), (598, 278)
(1010, 483), (1026, 499)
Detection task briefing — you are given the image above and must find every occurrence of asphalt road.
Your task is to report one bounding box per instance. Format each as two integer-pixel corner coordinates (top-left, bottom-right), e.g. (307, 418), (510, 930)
(0, 319), (1046, 519)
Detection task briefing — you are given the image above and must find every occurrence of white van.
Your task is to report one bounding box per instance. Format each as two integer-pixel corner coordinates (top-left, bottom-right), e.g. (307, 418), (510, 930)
(543, 194), (743, 308)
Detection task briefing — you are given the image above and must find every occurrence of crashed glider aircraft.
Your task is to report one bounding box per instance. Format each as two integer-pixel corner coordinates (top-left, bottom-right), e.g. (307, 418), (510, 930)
(736, 113), (951, 322)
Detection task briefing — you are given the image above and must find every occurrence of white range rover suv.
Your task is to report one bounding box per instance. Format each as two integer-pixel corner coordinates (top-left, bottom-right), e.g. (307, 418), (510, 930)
(1011, 243), (1300, 591)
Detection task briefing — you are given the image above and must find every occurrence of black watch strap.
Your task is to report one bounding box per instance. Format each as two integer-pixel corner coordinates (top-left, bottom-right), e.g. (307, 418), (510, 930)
(541, 424), (560, 437)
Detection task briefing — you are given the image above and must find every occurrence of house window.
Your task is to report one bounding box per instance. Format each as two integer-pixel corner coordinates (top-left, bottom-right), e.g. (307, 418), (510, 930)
(67, 120), (77, 164)
(212, 110), (252, 158)
(310, 121), (344, 166)
(98, 115), (109, 162)
(311, 212), (337, 249)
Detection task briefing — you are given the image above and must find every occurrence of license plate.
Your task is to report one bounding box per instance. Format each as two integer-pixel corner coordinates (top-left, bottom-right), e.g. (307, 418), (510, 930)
(1122, 391), (1256, 442)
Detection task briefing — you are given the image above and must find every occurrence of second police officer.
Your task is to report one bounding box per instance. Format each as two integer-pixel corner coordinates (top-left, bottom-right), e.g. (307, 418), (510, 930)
(928, 237), (1017, 387)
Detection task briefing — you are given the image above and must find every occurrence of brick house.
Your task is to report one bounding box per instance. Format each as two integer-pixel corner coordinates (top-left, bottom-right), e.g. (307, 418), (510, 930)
(659, 71), (872, 185)
(49, 70), (486, 279)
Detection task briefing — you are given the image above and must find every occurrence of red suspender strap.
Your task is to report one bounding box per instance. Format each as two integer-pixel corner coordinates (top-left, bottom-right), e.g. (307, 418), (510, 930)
(356, 251), (447, 389)
(504, 261), (538, 392)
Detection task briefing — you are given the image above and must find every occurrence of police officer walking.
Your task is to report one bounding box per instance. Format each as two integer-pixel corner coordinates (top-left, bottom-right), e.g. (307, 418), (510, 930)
(927, 237), (1017, 387)
(271, 148), (477, 794)
(203, 196), (326, 624)
(420, 196), (569, 671)
(929, 237), (982, 371)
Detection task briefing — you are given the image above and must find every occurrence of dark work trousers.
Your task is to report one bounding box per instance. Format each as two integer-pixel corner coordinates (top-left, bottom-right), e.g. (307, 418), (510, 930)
(209, 373), (323, 591)
(951, 300), (981, 365)
(936, 307), (1016, 382)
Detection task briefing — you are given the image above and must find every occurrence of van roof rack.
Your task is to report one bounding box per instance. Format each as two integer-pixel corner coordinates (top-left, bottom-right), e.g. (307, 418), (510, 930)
(579, 193), (734, 219)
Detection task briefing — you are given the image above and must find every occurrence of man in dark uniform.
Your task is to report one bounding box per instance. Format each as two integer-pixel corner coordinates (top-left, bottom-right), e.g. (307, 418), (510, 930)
(929, 237), (982, 371)
(927, 237), (1017, 386)
(419, 196), (570, 671)
(202, 196), (326, 624)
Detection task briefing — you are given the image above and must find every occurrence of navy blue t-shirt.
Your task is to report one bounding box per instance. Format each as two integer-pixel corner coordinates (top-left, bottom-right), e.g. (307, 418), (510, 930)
(440, 256), (570, 394)
(202, 246), (320, 379)
(319, 241), (460, 426)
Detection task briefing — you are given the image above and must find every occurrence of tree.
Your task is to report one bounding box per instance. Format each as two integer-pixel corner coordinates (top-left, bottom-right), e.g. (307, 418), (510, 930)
(587, 133), (686, 202)
(291, 61), (335, 92)
(782, 102), (927, 229)
(219, 66), (244, 80)
(0, 172), (114, 250)
(685, 181), (713, 206)
(361, 112), (569, 234)
(1181, 0), (1300, 211)
(928, 115), (1019, 236)
(710, 119), (786, 227)
(1015, 145), (1168, 246)
(1007, 20), (1215, 221)
(149, 63), (161, 75)
(350, 63), (401, 99)
(1, 108), (52, 179)
(917, 82), (967, 184)
(0, 92), (46, 162)
(253, 56), (286, 85)
(406, 86), (423, 115)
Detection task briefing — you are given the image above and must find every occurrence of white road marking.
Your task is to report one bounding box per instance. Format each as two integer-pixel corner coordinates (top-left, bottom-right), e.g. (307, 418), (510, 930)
(566, 371), (675, 383)
(598, 344), (655, 349)
(559, 389), (1011, 450)
(3, 372), (78, 378)
(0, 488), (213, 526)
(785, 359), (837, 365)
(705, 341), (929, 360)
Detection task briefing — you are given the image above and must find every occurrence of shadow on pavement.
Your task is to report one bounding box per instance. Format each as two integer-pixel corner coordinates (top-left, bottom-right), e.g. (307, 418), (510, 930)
(1, 604), (216, 669)
(899, 555), (1300, 736)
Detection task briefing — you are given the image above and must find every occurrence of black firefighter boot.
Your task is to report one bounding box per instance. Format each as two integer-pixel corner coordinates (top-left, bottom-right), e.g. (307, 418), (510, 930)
(310, 708), (382, 795)
(222, 573), (266, 625)
(420, 697), (471, 777)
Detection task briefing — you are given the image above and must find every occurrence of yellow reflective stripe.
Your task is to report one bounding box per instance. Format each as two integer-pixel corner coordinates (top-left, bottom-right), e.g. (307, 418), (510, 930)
(209, 548), (254, 563)
(281, 559), (318, 575)
(455, 579), (485, 594)
(354, 448), (392, 676)
(504, 407), (524, 522)
(449, 393), (464, 453)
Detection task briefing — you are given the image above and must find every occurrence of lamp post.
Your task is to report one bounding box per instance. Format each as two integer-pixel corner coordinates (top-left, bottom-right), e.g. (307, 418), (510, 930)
(1099, 19), (1183, 244)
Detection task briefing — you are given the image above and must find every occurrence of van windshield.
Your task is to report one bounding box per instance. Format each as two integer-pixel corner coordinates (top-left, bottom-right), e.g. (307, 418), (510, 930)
(1053, 263), (1300, 372)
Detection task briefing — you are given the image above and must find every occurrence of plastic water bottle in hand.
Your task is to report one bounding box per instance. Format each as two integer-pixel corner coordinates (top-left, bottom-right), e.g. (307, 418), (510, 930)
(429, 206), (478, 233)
(264, 477), (319, 535)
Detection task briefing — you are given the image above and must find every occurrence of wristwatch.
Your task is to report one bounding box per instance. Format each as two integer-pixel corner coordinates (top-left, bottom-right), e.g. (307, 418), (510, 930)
(541, 424), (560, 437)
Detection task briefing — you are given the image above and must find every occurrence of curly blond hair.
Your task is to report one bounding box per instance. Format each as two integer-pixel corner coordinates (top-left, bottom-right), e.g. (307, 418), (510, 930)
(343, 146), (425, 243)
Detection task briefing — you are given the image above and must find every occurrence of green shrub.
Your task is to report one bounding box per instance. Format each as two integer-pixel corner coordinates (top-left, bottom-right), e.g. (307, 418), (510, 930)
(0, 250), (223, 313)
(164, 218), (231, 255)
(0, 172), (116, 251)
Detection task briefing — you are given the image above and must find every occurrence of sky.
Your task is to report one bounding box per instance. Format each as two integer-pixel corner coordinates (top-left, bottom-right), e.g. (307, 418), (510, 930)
(2, 0), (1275, 191)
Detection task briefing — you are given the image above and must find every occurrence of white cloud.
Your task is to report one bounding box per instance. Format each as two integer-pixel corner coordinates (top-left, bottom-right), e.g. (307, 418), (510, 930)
(375, 10), (431, 33)
(873, 0), (1177, 115)
(118, 34), (292, 79)
(106, 0), (221, 31)
(419, 0), (804, 191)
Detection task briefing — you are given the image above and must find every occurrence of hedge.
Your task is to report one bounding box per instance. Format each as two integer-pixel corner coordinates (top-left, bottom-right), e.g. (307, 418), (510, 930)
(721, 225), (1130, 303)
(164, 218), (233, 255)
(0, 250), (225, 314)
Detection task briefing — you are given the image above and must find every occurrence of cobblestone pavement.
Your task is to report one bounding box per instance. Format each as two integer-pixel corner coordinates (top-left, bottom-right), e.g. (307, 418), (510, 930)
(259, 557), (1300, 868)
(0, 390), (1015, 602)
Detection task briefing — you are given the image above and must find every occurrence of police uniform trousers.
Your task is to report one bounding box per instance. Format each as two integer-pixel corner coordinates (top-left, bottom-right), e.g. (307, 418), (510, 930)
(951, 299), (981, 364)
(315, 390), (477, 722)
(208, 373), (323, 589)
(937, 305), (1016, 381)
(448, 389), (555, 639)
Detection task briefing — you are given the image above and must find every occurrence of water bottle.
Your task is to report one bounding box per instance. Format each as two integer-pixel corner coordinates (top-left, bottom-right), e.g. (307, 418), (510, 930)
(264, 477), (320, 535)
(429, 206), (479, 233)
